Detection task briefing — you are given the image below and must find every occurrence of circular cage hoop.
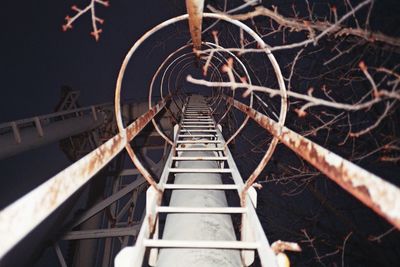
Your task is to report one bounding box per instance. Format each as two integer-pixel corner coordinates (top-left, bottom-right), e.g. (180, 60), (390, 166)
(148, 43), (227, 145)
(114, 13), (288, 188)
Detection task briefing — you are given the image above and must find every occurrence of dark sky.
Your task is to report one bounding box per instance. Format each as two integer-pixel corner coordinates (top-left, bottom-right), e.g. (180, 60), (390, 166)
(1, 0), (185, 122)
(0, 1), (188, 203)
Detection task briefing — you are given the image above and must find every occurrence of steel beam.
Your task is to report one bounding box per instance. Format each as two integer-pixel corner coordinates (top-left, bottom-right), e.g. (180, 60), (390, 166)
(63, 226), (140, 240)
(0, 114), (105, 160)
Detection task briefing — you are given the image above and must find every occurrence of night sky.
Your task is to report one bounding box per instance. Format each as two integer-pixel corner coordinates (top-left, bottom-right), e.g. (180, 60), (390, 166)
(0, 1), (187, 204)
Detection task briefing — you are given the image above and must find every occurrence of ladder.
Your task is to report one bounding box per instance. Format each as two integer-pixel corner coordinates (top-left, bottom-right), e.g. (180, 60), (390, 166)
(115, 95), (278, 267)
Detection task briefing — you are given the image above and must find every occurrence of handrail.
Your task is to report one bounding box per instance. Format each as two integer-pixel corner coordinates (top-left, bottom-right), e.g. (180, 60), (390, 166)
(226, 96), (400, 230)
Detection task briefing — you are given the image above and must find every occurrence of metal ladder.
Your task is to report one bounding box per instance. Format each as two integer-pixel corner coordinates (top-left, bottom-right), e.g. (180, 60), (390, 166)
(115, 95), (278, 267)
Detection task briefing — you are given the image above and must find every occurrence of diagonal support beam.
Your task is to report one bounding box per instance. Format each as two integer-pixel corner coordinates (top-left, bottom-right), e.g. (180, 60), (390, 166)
(185, 0), (205, 50)
(63, 225), (140, 240)
(72, 177), (146, 228)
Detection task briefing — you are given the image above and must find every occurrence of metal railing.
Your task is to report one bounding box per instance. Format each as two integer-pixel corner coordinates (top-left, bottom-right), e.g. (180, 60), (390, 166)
(225, 96), (400, 230)
(0, 103), (111, 143)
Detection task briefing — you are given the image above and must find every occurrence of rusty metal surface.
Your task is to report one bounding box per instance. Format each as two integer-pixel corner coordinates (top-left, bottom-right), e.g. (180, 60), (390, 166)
(0, 98), (169, 259)
(124, 96), (171, 191)
(185, 0), (205, 50)
(227, 96), (400, 229)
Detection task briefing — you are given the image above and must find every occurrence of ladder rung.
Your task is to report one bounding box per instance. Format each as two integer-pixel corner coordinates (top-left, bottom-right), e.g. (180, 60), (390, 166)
(183, 119), (213, 121)
(184, 118), (211, 120)
(156, 206), (246, 214)
(175, 147), (223, 151)
(184, 115), (210, 117)
(169, 168), (231, 173)
(183, 120), (213, 122)
(181, 126), (214, 129)
(143, 240), (259, 249)
(178, 134), (216, 138)
(182, 124), (214, 127)
(172, 156), (227, 161)
(180, 130), (217, 132)
(164, 184), (237, 190)
(182, 122), (214, 124)
(184, 116), (211, 118)
(176, 140), (221, 144)
(181, 126), (214, 128)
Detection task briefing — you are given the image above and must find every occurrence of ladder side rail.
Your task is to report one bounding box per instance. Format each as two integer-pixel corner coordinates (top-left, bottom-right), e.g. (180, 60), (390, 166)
(115, 107), (187, 266)
(214, 122), (278, 267)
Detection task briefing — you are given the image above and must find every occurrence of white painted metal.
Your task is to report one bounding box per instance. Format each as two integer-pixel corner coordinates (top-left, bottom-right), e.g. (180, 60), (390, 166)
(145, 240), (259, 249)
(176, 147), (223, 151)
(182, 119), (213, 121)
(156, 96), (242, 267)
(115, 95), (278, 267)
(168, 168), (231, 173)
(182, 123), (212, 125)
(176, 140), (221, 144)
(156, 206), (246, 214)
(172, 156), (227, 160)
(181, 125), (214, 128)
(179, 129), (217, 132)
(156, 156), (241, 266)
(183, 116), (211, 119)
(181, 122), (214, 124)
(178, 134), (216, 138)
(163, 184), (237, 190)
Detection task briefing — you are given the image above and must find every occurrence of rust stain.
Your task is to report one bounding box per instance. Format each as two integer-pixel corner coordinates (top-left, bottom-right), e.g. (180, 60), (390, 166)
(228, 96), (400, 229)
(185, 0), (205, 50)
